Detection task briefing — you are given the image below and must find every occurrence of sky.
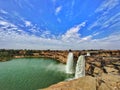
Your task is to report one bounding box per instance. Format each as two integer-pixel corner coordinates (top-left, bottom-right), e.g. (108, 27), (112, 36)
(0, 0), (120, 50)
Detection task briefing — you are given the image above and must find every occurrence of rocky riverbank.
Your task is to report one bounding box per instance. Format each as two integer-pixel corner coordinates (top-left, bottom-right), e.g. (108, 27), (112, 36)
(42, 55), (120, 90)
(40, 50), (120, 90)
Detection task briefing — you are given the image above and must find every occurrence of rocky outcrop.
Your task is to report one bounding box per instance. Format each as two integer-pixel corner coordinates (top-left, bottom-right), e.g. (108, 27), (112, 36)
(42, 76), (97, 90)
(41, 74), (120, 90)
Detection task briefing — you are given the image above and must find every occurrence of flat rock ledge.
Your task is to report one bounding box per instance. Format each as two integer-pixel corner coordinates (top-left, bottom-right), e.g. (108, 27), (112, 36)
(41, 74), (120, 90)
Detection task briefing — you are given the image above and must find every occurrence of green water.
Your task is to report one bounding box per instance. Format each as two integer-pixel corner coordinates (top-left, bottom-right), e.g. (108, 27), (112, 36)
(0, 58), (67, 90)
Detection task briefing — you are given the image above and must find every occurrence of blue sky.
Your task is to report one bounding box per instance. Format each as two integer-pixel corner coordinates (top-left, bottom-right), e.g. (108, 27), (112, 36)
(0, 0), (120, 50)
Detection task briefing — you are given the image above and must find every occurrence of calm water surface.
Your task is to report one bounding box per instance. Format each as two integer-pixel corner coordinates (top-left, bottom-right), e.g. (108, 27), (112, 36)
(0, 58), (67, 90)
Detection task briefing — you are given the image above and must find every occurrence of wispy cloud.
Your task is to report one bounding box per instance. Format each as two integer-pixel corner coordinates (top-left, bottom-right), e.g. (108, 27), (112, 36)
(55, 6), (62, 15)
(95, 0), (119, 15)
(88, 12), (120, 30)
(0, 9), (8, 14)
(88, 0), (120, 31)
(0, 18), (52, 38)
(14, 0), (33, 9)
(101, 12), (120, 29)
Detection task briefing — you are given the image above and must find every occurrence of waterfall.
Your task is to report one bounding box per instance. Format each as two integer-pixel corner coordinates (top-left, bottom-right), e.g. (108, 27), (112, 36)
(86, 52), (90, 56)
(66, 52), (75, 74)
(75, 55), (85, 78)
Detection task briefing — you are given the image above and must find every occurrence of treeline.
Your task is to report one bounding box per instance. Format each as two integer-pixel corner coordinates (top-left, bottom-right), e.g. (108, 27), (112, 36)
(0, 49), (61, 61)
(0, 49), (39, 61)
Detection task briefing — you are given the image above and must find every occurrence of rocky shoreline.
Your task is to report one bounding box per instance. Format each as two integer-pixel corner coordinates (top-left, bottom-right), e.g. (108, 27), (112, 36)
(41, 50), (120, 90)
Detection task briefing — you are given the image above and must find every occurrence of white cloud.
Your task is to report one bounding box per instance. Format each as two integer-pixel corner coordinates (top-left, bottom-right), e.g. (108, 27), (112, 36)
(0, 20), (17, 28)
(0, 20), (9, 25)
(81, 35), (92, 41)
(0, 19), (120, 50)
(24, 20), (32, 27)
(62, 22), (86, 42)
(41, 30), (51, 38)
(55, 6), (62, 15)
(90, 34), (120, 49)
(21, 19), (46, 35)
(0, 20), (25, 42)
(0, 28), (120, 50)
(0, 30), (64, 49)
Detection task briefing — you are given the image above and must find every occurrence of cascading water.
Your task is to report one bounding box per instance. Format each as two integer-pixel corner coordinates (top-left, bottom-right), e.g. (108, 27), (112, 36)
(66, 52), (75, 74)
(86, 52), (90, 56)
(75, 55), (85, 78)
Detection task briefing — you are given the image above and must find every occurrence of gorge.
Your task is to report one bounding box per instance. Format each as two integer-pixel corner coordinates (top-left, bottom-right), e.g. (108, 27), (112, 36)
(0, 49), (120, 90)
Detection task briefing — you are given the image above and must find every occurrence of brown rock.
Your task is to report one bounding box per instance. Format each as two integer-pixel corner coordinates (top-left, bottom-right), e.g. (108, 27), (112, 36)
(100, 74), (120, 90)
(85, 63), (90, 71)
(41, 76), (96, 90)
(93, 62), (101, 67)
(98, 83), (110, 90)
(94, 67), (101, 75)
(104, 67), (118, 75)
